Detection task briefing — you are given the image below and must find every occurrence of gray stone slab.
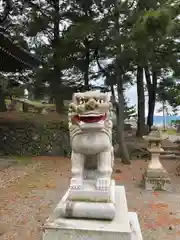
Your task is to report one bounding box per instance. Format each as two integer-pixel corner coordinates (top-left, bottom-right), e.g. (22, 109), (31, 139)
(54, 181), (115, 220)
(128, 212), (143, 240)
(68, 180), (115, 202)
(43, 186), (143, 240)
(145, 168), (169, 178)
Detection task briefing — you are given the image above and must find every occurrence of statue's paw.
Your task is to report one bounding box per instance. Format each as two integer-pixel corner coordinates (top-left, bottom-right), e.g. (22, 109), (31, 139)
(70, 178), (83, 189)
(96, 178), (110, 191)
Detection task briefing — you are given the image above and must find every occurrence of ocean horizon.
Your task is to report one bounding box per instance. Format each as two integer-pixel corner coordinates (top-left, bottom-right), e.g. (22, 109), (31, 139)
(152, 115), (180, 125)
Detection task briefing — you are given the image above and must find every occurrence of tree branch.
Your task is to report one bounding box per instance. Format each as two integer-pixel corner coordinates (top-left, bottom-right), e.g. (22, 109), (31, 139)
(94, 48), (110, 78)
(0, 0), (13, 24)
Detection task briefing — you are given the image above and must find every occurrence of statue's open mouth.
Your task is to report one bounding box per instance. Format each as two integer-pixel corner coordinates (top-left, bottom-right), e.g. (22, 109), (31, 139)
(74, 113), (107, 123)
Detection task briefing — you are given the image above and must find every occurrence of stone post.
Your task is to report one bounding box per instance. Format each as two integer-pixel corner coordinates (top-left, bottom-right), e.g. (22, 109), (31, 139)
(142, 126), (171, 191)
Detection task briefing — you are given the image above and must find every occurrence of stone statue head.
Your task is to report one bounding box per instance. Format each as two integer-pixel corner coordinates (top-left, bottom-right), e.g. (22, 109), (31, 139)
(68, 91), (112, 131)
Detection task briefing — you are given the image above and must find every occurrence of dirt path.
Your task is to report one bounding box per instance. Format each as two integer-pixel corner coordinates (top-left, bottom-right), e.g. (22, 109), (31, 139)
(0, 158), (70, 240)
(1, 157), (180, 240)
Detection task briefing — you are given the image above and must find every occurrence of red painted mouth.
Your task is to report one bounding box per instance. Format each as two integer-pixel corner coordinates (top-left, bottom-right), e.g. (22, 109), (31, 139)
(73, 114), (106, 123)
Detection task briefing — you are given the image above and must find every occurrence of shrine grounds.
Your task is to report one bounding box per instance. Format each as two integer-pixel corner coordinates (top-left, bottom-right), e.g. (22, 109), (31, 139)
(1, 157), (180, 240)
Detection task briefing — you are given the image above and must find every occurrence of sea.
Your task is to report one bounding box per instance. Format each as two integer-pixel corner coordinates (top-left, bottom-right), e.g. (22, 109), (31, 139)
(152, 115), (180, 126)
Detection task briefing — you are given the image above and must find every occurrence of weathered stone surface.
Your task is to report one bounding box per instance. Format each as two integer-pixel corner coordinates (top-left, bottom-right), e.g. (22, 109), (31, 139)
(55, 187), (115, 220)
(55, 180), (115, 220)
(0, 121), (70, 156)
(145, 167), (169, 178)
(66, 91), (115, 220)
(142, 126), (171, 192)
(43, 186), (143, 240)
(43, 91), (143, 239)
(69, 94), (113, 186)
(142, 174), (171, 191)
(68, 180), (115, 203)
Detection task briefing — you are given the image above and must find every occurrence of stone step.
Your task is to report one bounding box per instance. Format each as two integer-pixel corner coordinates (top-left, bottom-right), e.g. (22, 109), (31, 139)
(161, 150), (180, 155)
(160, 154), (177, 160)
(163, 146), (179, 151)
(160, 150), (180, 160)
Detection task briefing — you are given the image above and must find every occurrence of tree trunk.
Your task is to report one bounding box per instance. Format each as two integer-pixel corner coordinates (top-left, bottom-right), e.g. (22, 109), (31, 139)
(110, 85), (117, 126)
(52, 78), (64, 113)
(177, 122), (180, 133)
(162, 101), (166, 131)
(136, 65), (145, 137)
(49, 95), (54, 104)
(114, 0), (130, 164)
(22, 103), (28, 112)
(145, 67), (157, 131)
(110, 85), (116, 106)
(116, 75), (131, 165)
(52, 0), (63, 114)
(83, 39), (90, 90)
(0, 87), (7, 112)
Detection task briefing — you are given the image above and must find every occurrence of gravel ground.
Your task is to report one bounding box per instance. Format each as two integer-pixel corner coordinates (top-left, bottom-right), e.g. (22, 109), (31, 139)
(1, 157), (180, 240)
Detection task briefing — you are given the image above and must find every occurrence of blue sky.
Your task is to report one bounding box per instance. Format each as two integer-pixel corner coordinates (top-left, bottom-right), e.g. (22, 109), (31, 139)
(125, 85), (176, 116)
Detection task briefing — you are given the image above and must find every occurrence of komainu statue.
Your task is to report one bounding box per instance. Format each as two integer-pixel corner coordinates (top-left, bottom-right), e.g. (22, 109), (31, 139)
(68, 91), (114, 192)
(55, 90), (115, 220)
(43, 90), (143, 239)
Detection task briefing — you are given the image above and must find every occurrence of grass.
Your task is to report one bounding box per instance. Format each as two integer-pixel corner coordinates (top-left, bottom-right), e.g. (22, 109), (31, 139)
(166, 128), (180, 135)
(0, 155), (33, 167)
(15, 156), (33, 164)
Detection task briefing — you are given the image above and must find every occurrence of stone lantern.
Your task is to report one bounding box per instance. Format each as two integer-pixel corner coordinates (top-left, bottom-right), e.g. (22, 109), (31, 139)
(142, 126), (171, 191)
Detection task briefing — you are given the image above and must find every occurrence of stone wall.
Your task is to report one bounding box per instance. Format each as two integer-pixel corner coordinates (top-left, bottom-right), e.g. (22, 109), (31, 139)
(0, 118), (121, 157)
(0, 120), (70, 157)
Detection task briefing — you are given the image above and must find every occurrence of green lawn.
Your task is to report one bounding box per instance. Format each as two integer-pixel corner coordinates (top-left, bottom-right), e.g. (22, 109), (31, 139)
(164, 128), (180, 136)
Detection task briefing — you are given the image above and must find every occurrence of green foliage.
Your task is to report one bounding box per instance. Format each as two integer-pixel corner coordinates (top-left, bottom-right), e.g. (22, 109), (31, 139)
(143, 9), (171, 36)
(2, 0), (180, 127)
(171, 119), (180, 127)
(0, 119), (70, 157)
(6, 86), (24, 99)
(157, 76), (180, 108)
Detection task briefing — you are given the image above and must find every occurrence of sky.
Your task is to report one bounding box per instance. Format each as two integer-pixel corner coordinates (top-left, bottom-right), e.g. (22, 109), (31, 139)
(92, 62), (175, 117)
(125, 85), (164, 117)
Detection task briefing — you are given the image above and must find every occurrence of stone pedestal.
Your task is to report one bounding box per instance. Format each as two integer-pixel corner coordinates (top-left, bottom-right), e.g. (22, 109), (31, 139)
(142, 169), (171, 191)
(142, 126), (171, 191)
(57, 180), (116, 220)
(43, 91), (143, 240)
(142, 150), (172, 191)
(142, 148), (172, 191)
(43, 186), (143, 240)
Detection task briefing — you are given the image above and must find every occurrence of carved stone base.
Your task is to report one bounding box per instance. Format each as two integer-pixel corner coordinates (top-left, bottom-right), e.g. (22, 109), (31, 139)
(142, 170), (171, 191)
(53, 180), (115, 220)
(145, 167), (169, 178)
(69, 179), (115, 202)
(43, 186), (143, 240)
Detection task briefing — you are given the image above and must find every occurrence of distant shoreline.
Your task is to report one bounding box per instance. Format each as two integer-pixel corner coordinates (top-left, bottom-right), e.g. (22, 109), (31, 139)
(152, 115), (180, 125)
